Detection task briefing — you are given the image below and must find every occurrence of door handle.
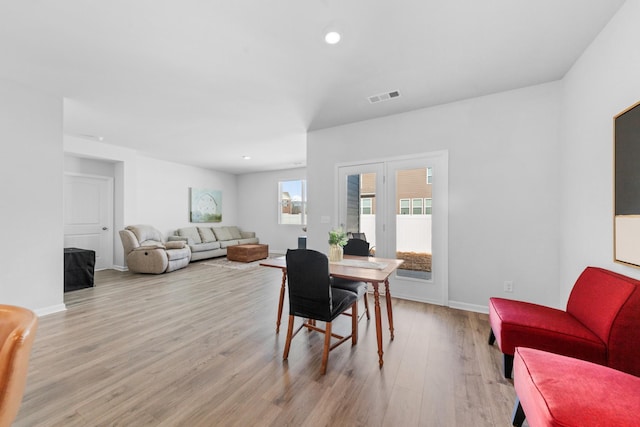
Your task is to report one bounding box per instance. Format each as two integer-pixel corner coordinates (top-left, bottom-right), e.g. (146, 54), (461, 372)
(102, 227), (108, 231)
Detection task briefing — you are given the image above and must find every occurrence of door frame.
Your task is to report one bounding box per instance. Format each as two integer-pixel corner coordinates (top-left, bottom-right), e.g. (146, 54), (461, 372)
(335, 150), (449, 306)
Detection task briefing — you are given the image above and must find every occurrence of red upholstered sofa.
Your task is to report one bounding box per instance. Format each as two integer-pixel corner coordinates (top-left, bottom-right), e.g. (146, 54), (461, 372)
(512, 347), (640, 427)
(488, 266), (640, 378)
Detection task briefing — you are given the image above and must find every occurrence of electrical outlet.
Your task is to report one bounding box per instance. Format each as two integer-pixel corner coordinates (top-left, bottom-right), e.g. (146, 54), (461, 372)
(504, 281), (514, 293)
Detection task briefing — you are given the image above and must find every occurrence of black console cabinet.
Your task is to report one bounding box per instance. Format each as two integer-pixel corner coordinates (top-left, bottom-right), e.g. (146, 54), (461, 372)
(64, 247), (96, 292)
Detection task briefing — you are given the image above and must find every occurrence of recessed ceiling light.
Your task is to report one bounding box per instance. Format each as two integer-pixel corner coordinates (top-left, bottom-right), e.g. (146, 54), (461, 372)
(242, 155), (251, 160)
(324, 31), (341, 45)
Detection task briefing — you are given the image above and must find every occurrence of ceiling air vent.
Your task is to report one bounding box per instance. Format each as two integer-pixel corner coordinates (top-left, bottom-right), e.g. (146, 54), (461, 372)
(368, 90), (400, 104)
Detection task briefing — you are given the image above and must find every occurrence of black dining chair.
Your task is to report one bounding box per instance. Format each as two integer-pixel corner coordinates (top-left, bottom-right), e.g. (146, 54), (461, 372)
(283, 249), (359, 375)
(348, 232), (367, 242)
(343, 238), (370, 257)
(332, 238), (371, 320)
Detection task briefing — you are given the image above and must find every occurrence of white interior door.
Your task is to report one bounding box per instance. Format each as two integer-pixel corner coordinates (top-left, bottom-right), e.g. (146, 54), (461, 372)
(63, 173), (114, 270)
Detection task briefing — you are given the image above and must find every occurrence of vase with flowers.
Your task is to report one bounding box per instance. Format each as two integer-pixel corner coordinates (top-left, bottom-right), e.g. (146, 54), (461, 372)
(328, 228), (348, 262)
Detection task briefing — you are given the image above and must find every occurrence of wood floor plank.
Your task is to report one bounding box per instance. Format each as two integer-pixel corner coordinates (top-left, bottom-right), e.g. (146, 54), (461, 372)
(13, 263), (517, 426)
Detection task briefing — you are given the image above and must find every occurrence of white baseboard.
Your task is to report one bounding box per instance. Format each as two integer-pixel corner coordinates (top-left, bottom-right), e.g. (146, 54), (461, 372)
(375, 293), (489, 314)
(35, 303), (67, 317)
(111, 265), (128, 272)
(448, 300), (489, 314)
(387, 292), (443, 306)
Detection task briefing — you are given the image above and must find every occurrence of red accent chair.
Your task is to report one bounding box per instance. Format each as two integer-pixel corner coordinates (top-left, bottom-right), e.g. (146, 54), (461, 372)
(488, 266), (640, 378)
(512, 347), (640, 427)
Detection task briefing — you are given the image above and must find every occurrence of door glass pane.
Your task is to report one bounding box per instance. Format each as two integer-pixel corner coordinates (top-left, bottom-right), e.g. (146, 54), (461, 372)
(396, 168), (432, 280)
(345, 173), (376, 251)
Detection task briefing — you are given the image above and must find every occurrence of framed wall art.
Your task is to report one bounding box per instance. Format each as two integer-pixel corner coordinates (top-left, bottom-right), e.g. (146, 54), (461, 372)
(614, 101), (640, 268)
(190, 188), (222, 223)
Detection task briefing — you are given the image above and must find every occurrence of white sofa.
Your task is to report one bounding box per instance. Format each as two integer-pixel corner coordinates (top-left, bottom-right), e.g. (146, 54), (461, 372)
(168, 226), (259, 261)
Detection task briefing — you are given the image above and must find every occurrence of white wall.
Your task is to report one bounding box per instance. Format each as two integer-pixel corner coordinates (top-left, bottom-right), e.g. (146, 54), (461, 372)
(135, 156), (238, 240)
(64, 154), (116, 177)
(308, 82), (562, 311)
(559, 0), (640, 298)
(0, 80), (65, 315)
(237, 167), (307, 253)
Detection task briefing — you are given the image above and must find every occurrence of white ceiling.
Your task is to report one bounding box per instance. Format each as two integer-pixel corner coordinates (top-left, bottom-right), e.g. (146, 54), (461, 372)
(0, 1), (625, 174)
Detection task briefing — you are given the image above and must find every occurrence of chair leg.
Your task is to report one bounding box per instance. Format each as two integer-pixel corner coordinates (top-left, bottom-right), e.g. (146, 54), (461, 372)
(352, 302), (358, 345)
(283, 315), (295, 360)
(504, 353), (514, 378)
(321, 322), (332, 375)
(511, 398), (526, 427)
(488, 329), (496, 345)
(363, 293), (370, 319)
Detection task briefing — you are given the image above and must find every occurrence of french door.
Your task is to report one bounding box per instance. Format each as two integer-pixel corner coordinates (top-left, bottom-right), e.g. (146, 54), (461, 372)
(337, 152), (448, 305)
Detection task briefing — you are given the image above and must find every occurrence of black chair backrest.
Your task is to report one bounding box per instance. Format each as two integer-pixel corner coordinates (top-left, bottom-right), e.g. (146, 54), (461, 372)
(349, 232), (367, 241)
(343, 239), (370, 257)
(286, 249), (333, 321)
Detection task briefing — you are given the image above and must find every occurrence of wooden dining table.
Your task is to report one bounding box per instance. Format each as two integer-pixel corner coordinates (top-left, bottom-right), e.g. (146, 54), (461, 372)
(260, 254), (404, 367)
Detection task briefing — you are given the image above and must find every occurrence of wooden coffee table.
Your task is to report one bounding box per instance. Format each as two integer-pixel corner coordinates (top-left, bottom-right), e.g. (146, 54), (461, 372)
(227, 244), (269, 263)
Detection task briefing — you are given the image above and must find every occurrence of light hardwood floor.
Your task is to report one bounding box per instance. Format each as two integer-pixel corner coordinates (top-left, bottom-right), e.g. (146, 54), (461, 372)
(15, 261), (519, 426)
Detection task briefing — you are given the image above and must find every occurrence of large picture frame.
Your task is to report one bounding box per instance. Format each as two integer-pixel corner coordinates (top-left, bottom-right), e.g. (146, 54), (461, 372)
(614, 101), (640, 268)
(190, 188), (222, 223)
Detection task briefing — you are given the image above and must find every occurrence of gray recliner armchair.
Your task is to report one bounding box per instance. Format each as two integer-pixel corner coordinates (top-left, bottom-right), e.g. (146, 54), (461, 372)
(119, 225), (191, 274)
